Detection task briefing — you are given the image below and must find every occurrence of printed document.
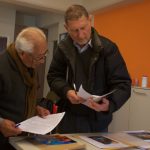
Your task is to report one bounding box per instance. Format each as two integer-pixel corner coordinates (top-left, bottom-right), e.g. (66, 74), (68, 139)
(77, 85), (116, 102)
(17, 112), (65, 135)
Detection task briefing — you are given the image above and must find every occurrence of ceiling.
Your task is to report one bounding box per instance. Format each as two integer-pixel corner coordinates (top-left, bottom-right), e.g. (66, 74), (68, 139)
(0, 0), (140, 15)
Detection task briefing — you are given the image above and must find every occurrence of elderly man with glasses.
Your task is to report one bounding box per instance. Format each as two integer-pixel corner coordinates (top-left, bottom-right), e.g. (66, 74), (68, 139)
(0, 27), (50, 149)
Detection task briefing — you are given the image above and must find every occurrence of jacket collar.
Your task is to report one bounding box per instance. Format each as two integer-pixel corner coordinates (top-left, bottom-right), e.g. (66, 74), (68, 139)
(91, 27), (103, 52)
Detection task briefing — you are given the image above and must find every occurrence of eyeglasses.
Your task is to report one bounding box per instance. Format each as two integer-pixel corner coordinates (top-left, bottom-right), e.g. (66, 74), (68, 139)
(31, 50), (49, 62)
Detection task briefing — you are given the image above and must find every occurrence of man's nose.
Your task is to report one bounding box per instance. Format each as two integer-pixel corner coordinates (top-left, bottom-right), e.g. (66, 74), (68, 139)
(77, 29), (85, 38)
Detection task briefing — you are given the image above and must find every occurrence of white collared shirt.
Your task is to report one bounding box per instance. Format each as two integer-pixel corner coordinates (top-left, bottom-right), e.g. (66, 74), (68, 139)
(74, 39), (92, 53)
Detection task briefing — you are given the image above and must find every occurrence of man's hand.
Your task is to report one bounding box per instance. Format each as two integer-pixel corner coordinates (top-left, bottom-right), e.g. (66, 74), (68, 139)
(36, 105), (50, 118)
(0, 119), (22, 137)
(87, 98), (110, 112)
(67, 90), (85, 104)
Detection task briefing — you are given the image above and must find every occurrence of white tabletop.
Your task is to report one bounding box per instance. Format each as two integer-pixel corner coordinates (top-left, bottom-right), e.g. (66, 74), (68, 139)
(9, 132), (150, 150)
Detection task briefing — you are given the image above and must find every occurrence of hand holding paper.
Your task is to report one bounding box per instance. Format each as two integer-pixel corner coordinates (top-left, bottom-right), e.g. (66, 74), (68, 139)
(77, 85), (116, 103)
(92, 89), (117, 102)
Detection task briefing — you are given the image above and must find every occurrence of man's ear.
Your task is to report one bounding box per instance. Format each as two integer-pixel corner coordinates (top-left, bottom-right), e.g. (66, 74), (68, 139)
(20, 51), (25, 56)
(18, 51), (25, 59)
(88, 15), (93, 23)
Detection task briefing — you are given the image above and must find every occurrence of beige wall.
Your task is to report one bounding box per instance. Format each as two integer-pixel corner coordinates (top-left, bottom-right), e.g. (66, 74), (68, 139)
(43, 23), (59, 96)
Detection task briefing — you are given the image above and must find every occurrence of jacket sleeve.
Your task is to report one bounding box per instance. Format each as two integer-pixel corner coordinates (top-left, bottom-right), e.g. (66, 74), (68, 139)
(104, 42), (131, 113)
(47, 47), (72, 100)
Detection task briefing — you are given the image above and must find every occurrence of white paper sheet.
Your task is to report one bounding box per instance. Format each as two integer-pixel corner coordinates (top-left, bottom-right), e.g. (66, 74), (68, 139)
(17, 112), (65, 135)
(108, 132), (150, 149)
(77, 85), (116, 103)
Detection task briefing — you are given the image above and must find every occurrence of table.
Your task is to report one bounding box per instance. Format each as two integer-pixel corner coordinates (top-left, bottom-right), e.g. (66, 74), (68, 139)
(9, 132), (150, 150)
(9, 133), (99, 150)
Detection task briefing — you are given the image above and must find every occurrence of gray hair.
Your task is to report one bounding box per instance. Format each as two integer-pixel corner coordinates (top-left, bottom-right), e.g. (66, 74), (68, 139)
(15, 27), (46, 53)
(64, 4), (89, 24)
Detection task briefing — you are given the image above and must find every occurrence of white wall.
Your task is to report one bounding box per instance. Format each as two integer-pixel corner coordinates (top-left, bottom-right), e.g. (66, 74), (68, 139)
(43, 23), (59, 96)
(37, 13), (64, 29)
(0, 4), (16, 44)
(1, 0), (83, 13)
(16, 13), (37, 26)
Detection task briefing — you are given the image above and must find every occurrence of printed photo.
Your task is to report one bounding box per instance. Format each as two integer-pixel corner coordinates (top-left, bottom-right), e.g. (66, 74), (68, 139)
(79, 135), (128, 149)
(88, 136), (117, 144)
(27, 134), (76, 145)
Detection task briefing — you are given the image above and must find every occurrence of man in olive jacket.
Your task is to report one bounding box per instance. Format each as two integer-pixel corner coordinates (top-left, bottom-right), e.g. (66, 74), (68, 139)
(47, 4), (131, 133)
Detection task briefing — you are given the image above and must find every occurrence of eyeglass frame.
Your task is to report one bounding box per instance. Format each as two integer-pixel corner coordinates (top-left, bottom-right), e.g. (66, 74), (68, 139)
(29, 49), (49, 62)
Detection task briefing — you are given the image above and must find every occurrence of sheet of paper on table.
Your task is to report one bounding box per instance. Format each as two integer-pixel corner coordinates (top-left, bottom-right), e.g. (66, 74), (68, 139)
(125, 130), (150, 142)
(108, 132), (150, 149)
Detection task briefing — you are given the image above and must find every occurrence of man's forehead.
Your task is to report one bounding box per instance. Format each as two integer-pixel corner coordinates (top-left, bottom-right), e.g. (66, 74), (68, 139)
(33, 47), (47, 56)
(67, 16), (88, 25)
(67, 19), (89, 30)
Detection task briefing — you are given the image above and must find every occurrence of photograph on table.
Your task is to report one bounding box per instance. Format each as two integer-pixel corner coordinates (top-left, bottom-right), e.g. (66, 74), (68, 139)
(27, 134), (76, 145)
(79, 135), (128, 149)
